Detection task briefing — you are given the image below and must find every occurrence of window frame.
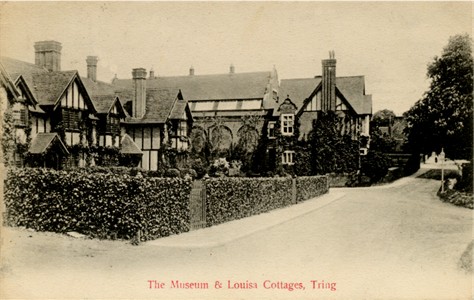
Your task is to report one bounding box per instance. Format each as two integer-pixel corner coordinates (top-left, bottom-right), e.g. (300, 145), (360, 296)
(281, 113), (294, 136)
(267, 121), (276, 139)
(281, 150), (295, 165)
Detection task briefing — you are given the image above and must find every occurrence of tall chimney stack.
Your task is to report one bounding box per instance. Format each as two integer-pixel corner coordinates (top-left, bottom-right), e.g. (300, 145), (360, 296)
(132, 68), (147, 118)
(86, 56), (98, 82)
(229, 64), (235, 74)
(149, 67), (155, 79)
(34, 41), (62, 72)
(189, 66), (194, 76)
(321, 50), (336, 112)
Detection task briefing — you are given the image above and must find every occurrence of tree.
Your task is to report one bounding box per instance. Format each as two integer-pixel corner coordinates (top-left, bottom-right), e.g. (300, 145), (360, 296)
(370, 109), (398, 153)
(405, 34), (473, 159)
(1, 108), (16, 166)
(309, 111), (359, 174)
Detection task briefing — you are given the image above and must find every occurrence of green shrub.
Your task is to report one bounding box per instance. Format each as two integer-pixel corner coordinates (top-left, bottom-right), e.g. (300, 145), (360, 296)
(438, 189), (473, 209)
(204, 177), (293, 226)
(204, 175), (329, 227)
(361, 151), (392, 183)
(296, 176), (329, 202)
(456, 162), (473, 193)
(4, 168), (192, 240)
(403, 153), (421, 176)
(165, 168), (181, 178)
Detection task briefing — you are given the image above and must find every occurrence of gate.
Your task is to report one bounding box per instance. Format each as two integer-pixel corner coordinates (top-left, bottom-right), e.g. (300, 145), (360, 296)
(190, 180), (207, 230)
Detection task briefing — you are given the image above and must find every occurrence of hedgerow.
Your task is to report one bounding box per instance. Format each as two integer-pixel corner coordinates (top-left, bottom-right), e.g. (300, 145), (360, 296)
(204, 176), (329, 227)
(296, 176), (329, 203)
(4, 168), (192, 240)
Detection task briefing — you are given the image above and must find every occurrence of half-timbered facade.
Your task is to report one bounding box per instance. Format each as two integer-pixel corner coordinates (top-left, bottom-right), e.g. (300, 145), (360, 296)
(279, 55), (372, 142)
(112, 65), (279, 156)
(114, 68), (193, 170)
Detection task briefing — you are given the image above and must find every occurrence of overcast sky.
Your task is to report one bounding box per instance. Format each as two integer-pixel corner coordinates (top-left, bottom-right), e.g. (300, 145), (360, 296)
(0, 1), (471, 115)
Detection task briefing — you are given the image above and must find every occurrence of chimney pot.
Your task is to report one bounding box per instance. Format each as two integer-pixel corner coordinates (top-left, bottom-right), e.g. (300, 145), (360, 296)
(34, 40), (62, 72)
(86, 56), (98, 82)
(321, 51), (337, 112)
(132, 68), (147, 118)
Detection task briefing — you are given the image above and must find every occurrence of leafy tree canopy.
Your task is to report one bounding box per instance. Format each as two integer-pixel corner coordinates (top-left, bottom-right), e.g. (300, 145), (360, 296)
(405, 34), (473, 159)
(370, 109), (398, 153)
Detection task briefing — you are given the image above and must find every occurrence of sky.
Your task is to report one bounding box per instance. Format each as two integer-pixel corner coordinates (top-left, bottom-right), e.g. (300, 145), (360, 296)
(0, 1), (471, 115)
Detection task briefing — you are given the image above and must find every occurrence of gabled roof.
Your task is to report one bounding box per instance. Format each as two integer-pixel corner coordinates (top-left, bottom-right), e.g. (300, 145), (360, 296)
(279, 75), (372, 116)
(280, 77), (322, 114)
(336, 76), (372, 115)
(0, 61), (21, 101)
(29, 133), (69, 154)
(90, 94), (127, 118)
(0, 57), (48, 79)
(81, 77), (117, 96)
(120, 134), (143, 154)
(14, 75), (38, 106)
(81, 76), (126, 116)
(121, 88), (183, 124)
(113, 71), (273, 101)
(31, 70), (77, 106)
(1, 57), (95, 111)
(169, 91), (193, 121)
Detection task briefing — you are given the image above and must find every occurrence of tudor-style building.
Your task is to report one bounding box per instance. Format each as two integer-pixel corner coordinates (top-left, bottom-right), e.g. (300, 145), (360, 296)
(0, 41), (97, 167)
(0, 41), (137, 168)
(114, 68), (194, 170)
(112, 65), (279, 156)
(269, 52), (372, 168)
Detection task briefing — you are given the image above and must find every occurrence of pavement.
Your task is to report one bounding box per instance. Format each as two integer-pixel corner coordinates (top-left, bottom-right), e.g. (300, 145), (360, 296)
(147, 166), (438, 249)
(148, 191), (346, 248)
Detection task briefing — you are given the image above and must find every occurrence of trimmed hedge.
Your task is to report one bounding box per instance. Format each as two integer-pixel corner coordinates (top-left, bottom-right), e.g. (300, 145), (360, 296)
(4, 168), (192, 240)
(296, 176), (329, 203)
(204, 175), (329, 227)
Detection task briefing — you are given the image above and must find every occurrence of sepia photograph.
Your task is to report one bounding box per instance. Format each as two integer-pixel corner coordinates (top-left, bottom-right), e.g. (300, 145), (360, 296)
(0, 1), (472, 299)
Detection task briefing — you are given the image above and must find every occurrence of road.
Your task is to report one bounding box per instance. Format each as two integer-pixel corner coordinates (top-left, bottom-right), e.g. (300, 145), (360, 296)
(1, 172), (472, 299)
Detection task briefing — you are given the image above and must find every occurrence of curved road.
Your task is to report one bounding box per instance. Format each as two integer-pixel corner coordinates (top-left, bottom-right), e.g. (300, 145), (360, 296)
(1, 172), (472, 299)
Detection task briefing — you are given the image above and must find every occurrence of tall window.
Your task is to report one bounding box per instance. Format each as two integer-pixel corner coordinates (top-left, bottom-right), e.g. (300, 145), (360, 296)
(178, 121), (187, 136)
(268, 121), (276, 138)
(12, 103), (27, 126)
(281, 150), (294, 165)
(62, 108), (81, 130)
(106, 114), (120, 134)
(281, 114), (294, 136)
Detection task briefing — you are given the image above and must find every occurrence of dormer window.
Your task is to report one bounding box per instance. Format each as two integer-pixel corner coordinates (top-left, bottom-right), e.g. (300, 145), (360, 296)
(12, 102), (28, 126)
(281, 114), (294, 136)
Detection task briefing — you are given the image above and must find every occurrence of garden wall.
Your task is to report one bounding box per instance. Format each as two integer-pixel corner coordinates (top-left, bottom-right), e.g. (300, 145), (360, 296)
(4, 168), (192, 241)
(204, 175), (328, 227)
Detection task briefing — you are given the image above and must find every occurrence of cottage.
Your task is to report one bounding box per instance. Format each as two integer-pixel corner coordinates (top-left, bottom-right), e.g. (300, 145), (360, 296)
(0, 41), (96, 167)
(112, 65), (279, 156)
(114, 68), (193, 170)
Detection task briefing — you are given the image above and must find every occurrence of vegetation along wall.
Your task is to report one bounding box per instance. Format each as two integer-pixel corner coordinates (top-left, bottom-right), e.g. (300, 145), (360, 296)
(204, 175), (329, 227)
(4, 168), (192, 240)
